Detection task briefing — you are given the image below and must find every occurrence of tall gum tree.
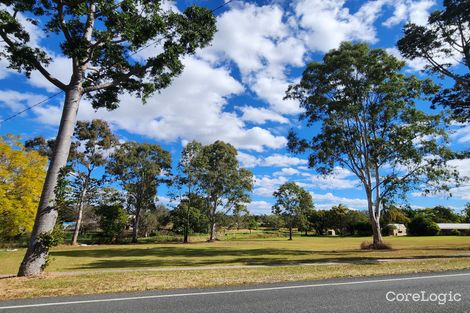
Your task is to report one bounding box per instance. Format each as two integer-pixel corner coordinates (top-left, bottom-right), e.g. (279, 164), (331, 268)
(0, 0), (216, 276)
(285, 42), (461, 248)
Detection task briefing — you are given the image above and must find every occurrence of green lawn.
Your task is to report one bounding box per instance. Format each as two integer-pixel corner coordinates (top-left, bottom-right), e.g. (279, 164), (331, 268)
(1, 234), (470, 300)
(1, 235), (470, 275)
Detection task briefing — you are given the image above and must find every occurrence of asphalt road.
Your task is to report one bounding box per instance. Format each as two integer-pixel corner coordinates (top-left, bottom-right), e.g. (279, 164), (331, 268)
(1, 271), (470, 313)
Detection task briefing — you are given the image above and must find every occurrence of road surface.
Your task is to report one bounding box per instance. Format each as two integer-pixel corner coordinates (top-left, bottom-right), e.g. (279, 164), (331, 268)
(1, 271), (470, 313)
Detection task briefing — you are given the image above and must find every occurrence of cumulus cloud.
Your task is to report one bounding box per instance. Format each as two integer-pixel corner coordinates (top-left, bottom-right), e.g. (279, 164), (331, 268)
(240, 106), (289, 125)
(311, 192), (368, 210)
(33, 57), (286, 152)
(238, 152), (307, 168)
(304, 167), (360, 190)
(247, 200), (273, 215)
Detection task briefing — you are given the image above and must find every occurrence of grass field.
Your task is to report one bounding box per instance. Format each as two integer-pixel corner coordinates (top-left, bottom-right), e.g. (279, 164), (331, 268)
(1, 233), (470, 300)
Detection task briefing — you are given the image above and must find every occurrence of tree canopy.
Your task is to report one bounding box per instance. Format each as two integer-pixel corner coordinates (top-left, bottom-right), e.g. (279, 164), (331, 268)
(0, 135), (47, 239)
(286, 42), (460, 247)
(397, 0), (470, 122)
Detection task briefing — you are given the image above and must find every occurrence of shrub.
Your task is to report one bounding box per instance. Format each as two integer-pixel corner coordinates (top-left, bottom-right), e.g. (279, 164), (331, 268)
(95, 204), (128, 243)
(381, 224), (396, 236)
(360, 241), (392, 250)
(407, 215), (440, 236)
(355, 221), (373, 236)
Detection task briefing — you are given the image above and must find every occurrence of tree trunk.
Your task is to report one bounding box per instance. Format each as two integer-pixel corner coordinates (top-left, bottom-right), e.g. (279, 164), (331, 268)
(132, 208), (141, 243)
(371, 218), (383, 247)
(18, 88), (82, 276)
(183, 228), (189, 243)
(71, 186), (87, 246)
(209, 222), (216, 241)
(289, 225), (293, 240)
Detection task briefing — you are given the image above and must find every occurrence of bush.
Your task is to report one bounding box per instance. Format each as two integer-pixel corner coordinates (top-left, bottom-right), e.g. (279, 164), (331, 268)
(355, 221), (373, 236)
(407, 215), (439, 236)
(360, 241), (392, 250)
(95, 204), (128, 243)
(381, 224), (395, 236)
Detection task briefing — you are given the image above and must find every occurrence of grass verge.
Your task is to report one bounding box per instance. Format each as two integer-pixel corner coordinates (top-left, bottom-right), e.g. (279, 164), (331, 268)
(1, 258), (470, 300)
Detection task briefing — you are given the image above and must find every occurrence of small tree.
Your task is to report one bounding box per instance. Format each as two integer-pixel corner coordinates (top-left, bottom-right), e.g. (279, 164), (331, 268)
(464, 203), (470, 223)
(1, 0), (216, 276)
(408, 215), (440, 236)
(193, 141), (254, 241)
(0, 135), (47, 240)
(247, 217), (258, 234)
(95, 204), (128, 243)
(70, 119), (118, 245)
(106, 142), (171, 243)
(171, 141), (203, 243)
(286, 42), (460, 248)
(397, 0), (470, 122)
(272, 182), (314, 240)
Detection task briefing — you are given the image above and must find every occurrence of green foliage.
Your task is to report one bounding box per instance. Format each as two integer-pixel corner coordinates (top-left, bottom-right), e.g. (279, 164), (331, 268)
(95, 204), (128, 243)
(408, 215), (440, 236)
(0, 135), (47, 240)
(464, 203), (470, 223)
(171, 196), (208, 235)
(106, 141), (172, 242)
(0, 1), (217, 107)
(286, 42), (461, 244)
(272, 182), (314, 239)
(397, 0), (470, 121)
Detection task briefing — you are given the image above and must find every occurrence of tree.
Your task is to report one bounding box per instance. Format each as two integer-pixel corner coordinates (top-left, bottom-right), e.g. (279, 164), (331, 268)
(193, 141), (253, 241)
(286, 42), (460, 248)
(423, 205), (461, 223)
(106, 142), (171, 243)
(408, 215), (440, 236)
(382, 205), (411, 224)
(397, 0), (470, 122)
(95, 204), (128, 243)
(328, 204), (349, 236)
(171, 195), (208, 239)
(171, 141), (203, 243)
(0, 135), (47, 240)
(272, 182), (314, 240)
(1, 1), (216, 276)
(139, 204), (169, 238)
(69, 119), (118, 245)
(464, 203), (470, 223)
(247, 217), (258, 234)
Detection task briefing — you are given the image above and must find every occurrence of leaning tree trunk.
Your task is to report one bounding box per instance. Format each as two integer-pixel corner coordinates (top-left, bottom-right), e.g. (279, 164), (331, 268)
(71, 185), (88, 246)
(18, 88), (82, 276)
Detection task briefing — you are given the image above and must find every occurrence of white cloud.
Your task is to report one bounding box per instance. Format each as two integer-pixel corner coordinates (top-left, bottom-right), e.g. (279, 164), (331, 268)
(451, 124), (470, 144)
(247, 200), (273, 215)
(253, 175), (289, 197)
(310, 192), (368, 210)
(0, 90), (45, 112)
(383, 0), (435, 27)
(273, 167), (301, 176)
(237, 152), (308, 168)
(294, 0), (379, 53)
(240, 106), (289, 125)
(34, 57), (286, 152)
(305, 167), (360, 190)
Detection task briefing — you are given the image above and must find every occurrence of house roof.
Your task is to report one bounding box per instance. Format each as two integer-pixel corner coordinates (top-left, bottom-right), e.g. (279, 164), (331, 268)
(436, 223), (470, 230)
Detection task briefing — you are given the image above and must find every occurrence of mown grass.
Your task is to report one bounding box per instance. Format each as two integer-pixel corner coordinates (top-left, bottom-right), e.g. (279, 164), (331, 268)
(1, 257), (470, 300)
(1, 235), (469, 275)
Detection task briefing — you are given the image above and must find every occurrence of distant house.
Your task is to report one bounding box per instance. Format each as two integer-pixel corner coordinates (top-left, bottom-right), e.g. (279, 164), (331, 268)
(326, 229), (336, 236)
(436, 223), (470, 230)
(387, 223), (407, 236)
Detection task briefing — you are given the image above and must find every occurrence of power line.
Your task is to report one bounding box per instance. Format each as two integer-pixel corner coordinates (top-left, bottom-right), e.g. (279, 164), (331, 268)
(0, 91), (64, 125)
(0, 1), (237, 125)
(211, 0), (237, 12)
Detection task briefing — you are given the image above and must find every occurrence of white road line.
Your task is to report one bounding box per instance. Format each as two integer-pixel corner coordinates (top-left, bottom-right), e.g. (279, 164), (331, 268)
(1, 272), (470, 310)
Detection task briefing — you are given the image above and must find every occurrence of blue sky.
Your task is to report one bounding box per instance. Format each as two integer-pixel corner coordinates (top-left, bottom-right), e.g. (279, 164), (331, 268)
(0, 0), (469, 214)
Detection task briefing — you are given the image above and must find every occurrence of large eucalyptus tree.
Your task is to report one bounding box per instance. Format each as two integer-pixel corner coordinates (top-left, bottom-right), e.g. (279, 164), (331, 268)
(1, 0), (216, 276)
